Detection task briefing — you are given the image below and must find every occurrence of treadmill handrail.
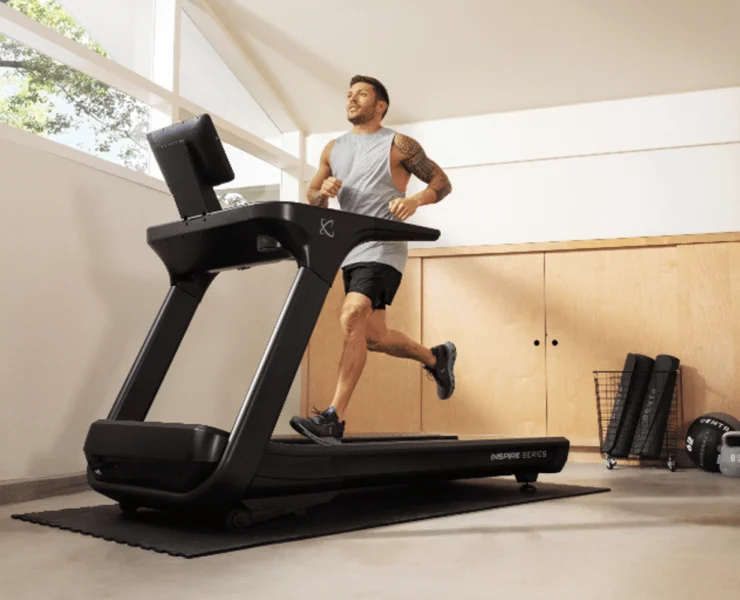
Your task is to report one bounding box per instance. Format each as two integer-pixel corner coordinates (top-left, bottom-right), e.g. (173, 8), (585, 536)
(146, 202), (440, 285)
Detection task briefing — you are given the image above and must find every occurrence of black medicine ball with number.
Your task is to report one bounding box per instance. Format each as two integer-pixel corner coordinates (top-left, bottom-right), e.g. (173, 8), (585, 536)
(685, 412), (740, 472)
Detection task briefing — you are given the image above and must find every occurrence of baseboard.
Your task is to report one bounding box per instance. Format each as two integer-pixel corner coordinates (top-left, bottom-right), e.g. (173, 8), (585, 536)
(0, 473), (88, 506)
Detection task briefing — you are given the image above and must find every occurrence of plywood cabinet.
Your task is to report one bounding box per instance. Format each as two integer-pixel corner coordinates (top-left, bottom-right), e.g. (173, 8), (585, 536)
(544, 247), (681, 445)
(305, 259), (422, 433)
(676, 243), (740, 424)
(304, 238), (740, 445)
(421, 254), (547, 437)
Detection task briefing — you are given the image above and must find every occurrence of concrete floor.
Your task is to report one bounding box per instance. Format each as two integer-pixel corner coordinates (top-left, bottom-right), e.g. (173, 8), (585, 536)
(1, 463), (739, 600)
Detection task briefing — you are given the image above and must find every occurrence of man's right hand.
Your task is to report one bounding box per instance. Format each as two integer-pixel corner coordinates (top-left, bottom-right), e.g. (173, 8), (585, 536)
(306, 140), (339, 207)
(320, 177), (342, 199)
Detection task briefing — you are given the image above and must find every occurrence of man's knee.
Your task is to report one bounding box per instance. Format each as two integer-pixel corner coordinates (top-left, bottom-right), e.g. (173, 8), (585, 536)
(340, 302), (372, 335)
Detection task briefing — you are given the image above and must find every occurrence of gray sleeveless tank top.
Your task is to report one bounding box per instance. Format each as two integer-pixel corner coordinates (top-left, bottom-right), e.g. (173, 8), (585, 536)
(330, 127), (407, 273)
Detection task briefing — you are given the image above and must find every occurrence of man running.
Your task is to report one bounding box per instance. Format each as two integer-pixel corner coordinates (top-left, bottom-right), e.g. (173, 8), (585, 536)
(290, 75), (456, 445)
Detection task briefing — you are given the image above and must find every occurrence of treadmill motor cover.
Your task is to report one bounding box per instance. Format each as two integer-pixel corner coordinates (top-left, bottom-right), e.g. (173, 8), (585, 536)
(85, 420), (228, 493)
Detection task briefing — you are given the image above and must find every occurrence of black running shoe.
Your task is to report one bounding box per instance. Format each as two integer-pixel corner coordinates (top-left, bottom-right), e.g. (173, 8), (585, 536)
(425, 342), (457, 399)
(290, 406), (345, 445)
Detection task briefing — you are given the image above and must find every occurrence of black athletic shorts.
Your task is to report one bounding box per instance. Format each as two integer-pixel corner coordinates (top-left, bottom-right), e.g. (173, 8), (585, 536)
(342, 262), (403, 310)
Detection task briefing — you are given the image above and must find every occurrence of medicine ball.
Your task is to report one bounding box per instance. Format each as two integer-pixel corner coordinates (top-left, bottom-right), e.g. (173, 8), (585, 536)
(685, 412), (740, 472)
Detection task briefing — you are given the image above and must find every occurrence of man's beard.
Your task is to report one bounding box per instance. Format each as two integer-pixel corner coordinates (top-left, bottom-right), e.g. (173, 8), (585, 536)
(347, 106), (373, 125)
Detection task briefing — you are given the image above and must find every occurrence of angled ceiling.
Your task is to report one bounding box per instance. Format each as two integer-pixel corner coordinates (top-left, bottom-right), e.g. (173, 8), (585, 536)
(210, 0), (740, 133)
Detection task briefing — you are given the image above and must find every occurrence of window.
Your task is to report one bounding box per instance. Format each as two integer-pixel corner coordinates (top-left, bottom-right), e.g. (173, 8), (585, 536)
(5, 0), (155, 80)
(0, 32), (151, 171)
(0, 0), (299, 183)
(215, 142), (281, 208)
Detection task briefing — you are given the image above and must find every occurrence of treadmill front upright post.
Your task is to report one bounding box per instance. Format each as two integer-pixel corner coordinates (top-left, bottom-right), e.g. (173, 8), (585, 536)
(108, 274), (215, 422)
(205, 265), (333, 500)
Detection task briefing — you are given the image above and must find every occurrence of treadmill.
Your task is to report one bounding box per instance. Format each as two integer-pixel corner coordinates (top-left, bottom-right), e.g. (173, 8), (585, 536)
(83, 114), (570, 529)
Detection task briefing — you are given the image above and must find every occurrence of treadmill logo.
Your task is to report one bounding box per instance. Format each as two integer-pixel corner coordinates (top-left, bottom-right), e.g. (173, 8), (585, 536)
(490, 450), (547, 462)
(320, 219), (335, 238)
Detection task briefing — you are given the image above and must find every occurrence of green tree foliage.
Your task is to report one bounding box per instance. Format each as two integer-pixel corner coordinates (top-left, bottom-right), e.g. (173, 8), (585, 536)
(0, 0), (148, 171)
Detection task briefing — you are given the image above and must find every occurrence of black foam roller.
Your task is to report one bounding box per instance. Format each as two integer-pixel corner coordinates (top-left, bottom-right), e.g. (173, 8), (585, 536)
(602, 353), (655, 457)
(602, 355), (637, 453)
(630, 354), (680, 459)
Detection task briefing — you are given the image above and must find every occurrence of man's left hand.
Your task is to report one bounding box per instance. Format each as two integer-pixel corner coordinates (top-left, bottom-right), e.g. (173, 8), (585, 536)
(388, 197), (420, 221)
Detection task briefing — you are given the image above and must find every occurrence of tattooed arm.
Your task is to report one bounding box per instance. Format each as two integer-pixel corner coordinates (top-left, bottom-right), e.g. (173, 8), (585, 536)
(394, 134), (452, 205)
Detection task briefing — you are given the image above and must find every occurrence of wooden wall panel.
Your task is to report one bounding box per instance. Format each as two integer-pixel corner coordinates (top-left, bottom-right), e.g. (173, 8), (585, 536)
(544, 247), (681, 445)
(305, 259), (422, 433)
(421, 254), (547, 437)
(677, 243), (740, 425)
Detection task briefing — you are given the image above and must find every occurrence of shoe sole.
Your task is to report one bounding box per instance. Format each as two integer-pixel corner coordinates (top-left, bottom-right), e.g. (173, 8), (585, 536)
(290, 419), (343, 446)
(438, 341), (457, 400)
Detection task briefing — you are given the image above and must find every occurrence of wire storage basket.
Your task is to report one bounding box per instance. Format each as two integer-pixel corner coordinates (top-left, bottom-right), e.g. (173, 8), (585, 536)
(594, 369), (684, 471)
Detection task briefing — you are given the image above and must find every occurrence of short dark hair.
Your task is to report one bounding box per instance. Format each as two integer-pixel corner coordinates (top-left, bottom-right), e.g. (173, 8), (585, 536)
(350, 75), (390, 118)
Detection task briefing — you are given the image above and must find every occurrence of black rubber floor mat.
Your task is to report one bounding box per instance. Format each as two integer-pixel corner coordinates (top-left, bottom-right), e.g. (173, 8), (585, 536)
(12, 479), (609, 558)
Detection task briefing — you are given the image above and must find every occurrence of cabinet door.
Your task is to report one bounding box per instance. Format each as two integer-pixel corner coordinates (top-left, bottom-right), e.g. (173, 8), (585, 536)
(306, 259), (422, 433)
(545, 247), (680, 445)
(421, 254), (547, 437)
(676, 242), (740, 424)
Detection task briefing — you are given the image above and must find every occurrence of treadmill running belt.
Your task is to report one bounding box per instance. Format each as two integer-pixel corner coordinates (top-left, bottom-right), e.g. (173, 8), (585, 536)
(13, 478), (609, 558)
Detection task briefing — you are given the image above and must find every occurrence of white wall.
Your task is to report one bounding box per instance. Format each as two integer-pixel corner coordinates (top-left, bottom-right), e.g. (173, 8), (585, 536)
(179, 11), (284, 189)
(58, 0), (154, 79)
(0, 129), (301, 483)
(179, 11), (280, 141)
(307, 87), (740, 248)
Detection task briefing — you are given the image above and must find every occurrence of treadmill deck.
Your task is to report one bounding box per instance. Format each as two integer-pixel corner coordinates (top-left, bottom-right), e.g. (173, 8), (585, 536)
(252, 435), (569, 495)
(85, 420), (569, 497)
